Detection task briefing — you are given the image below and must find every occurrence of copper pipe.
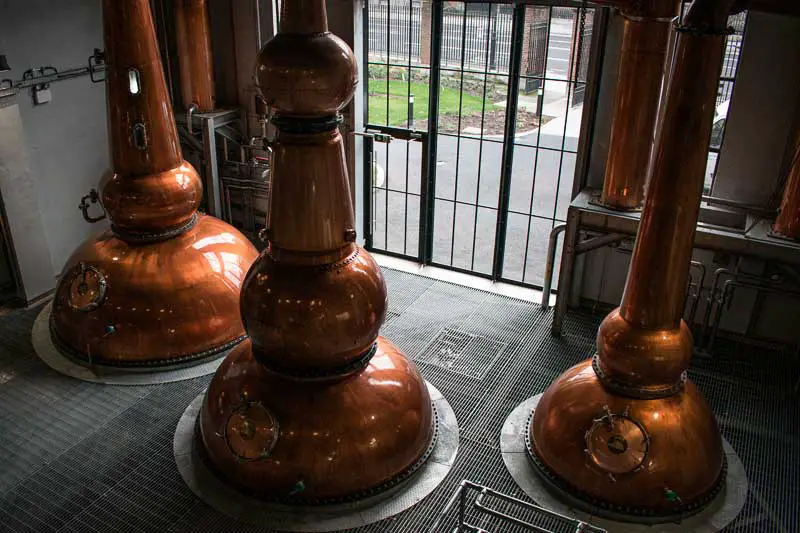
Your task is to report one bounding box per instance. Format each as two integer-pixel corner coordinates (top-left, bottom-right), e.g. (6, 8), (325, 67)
(49, 0), (257, 368)
(528, 0), (734, 520)
(199, 0), (434, 503)
(174, 0), (216, 112)
(600, 11), (676, 210)
(279, 0), (328, 34)
(772, 129), (800, 239)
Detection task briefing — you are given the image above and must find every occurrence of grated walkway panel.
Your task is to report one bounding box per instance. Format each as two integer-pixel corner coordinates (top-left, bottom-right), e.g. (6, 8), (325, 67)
(0, 268), (796, 532)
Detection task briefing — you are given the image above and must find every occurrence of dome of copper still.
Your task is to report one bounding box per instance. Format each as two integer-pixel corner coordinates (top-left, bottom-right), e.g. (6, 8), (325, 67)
(527, 0), (733, 522)
(49, 0), (258, 368)
(197, 0), (436, 503)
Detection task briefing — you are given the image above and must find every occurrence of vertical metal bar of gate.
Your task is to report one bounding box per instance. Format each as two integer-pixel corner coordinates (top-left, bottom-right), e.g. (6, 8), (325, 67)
(419, 0), (443, 264)
(491, 3), (526, 280)
(363, 135), (374, 249)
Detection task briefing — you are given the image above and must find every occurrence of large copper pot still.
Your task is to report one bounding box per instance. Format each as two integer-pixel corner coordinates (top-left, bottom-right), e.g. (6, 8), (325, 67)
(49, 0), (258, 368)
(528, 0), (735, 522)
(197, 0), (435, 503)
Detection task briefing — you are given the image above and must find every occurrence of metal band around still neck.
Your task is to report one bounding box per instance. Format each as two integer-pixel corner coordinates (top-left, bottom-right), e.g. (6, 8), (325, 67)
(271, 114), (343, 134)
(112, 212), (199, 244)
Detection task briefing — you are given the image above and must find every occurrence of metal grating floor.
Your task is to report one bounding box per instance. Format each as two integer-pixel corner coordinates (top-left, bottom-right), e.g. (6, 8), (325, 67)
(0, 268), (798, 532)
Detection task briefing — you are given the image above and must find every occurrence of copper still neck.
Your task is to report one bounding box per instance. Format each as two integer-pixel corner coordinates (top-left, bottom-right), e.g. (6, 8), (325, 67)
(249, 0), (363, 370)
(104, 0), (182, 176)
(257, 0), (358, 262)
(101, 0), (201, 239)
(618, 7), (731, 332)
(594, 0), (735, 396)
(174, 0), (216, 112)
(279, 0), (329, 34)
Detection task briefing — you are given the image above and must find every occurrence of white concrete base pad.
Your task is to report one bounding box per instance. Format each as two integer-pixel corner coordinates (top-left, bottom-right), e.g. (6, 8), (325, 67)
(501, 394), (748, 533)
(32, 302), (229, 385)
(174, 383), (459, 532)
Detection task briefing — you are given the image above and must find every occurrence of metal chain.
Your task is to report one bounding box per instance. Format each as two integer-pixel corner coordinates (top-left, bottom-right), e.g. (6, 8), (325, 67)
(574, 0), (589, 87)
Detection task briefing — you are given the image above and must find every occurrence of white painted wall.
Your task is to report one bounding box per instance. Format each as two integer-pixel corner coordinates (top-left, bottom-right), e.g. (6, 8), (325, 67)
(0, 0), (110, 300)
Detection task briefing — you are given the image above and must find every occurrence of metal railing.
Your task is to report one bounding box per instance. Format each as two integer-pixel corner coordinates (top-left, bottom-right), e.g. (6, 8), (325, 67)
(364, 1), (601, 288)
(367, 2), (423, 63)
(368, 1), (515, 73)
(428, 480), (607, 533)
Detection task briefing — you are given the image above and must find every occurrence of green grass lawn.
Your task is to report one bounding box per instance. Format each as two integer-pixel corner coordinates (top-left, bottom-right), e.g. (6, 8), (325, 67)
(368, 79), (496, 127)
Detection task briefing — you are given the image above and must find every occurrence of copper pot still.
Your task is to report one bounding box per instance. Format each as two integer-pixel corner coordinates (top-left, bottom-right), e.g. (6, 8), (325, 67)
(528, 0), (735, 522)
(197, 0), (435, 503)
(49, 0), (258, 368)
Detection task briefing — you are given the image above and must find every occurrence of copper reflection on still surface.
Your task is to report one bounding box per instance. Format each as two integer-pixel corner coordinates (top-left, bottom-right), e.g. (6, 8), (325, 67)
(772, 126), (800, 240)
(50, 0), (257, 367)
(199, 0), (434, 504)
(599, 4), (677, 210)
(529, 0), (731, 521)
(174, 0), (216, 112)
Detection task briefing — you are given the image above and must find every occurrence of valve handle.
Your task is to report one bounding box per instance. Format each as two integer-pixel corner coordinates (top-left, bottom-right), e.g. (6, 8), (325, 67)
(79, 189), (107, 224)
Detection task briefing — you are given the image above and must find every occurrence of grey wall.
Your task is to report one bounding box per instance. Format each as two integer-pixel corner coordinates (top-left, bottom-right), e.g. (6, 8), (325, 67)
(711, 12), (800, 206)
(0, 0), (109, 300)
(0, 94), (56, 300)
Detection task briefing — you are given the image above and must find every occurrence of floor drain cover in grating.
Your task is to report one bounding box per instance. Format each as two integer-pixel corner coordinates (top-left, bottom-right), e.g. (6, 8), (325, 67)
(174, 382), (459, 531)
(417, 327), (506, 379)
(500, 394), (748, 533)
(31, 302), (229, 385)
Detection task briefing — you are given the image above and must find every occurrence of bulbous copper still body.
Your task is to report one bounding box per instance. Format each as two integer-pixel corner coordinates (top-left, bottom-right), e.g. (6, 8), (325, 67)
(198, 0), (435, 503)
(528, 1), (732, 522)
(50, 0), (258, 367)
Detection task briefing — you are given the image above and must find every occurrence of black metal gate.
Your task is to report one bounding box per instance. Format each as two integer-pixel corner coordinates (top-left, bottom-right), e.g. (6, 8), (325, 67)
(364, 0), (598, 287)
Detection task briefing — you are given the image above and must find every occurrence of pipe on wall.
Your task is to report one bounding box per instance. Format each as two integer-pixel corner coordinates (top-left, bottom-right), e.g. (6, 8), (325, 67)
(598, 1), (679, 210)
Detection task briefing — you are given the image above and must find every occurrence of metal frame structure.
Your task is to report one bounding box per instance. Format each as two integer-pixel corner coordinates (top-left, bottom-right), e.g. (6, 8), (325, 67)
(175, 108), (246, 219)
(428, 480), (607, 533)
(547, 191), (800, 335)
(362, 0), (607, 289)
